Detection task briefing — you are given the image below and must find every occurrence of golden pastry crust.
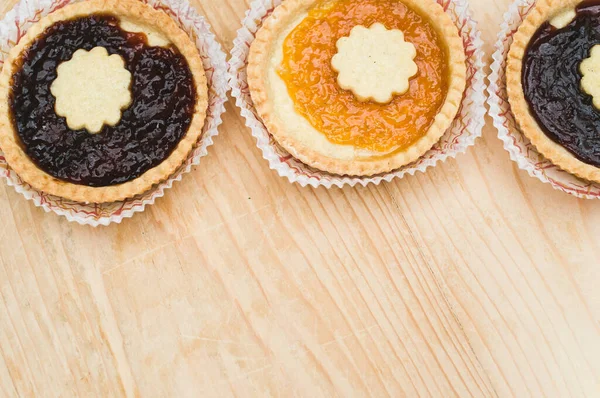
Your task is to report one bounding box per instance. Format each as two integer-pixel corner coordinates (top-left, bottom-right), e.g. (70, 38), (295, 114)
(507, 0), (600, 183)
(0, 0), (208, 203)
(247, 0), (466, 176)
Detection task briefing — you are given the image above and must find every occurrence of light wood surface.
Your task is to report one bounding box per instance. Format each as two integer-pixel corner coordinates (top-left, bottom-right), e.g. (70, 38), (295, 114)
(1, 0), (599, 396)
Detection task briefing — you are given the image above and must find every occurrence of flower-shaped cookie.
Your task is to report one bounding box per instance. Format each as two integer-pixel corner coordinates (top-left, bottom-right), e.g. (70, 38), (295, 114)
(580, 45), (600, 110)
(51, 46), (132, 133)
(331, 23), (418, 104)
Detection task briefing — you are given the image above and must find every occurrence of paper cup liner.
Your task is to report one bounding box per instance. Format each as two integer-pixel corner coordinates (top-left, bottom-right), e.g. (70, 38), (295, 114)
(229, 0), (486, 188)
(488, 0), (600, 199)
(0, 0), (228, 226)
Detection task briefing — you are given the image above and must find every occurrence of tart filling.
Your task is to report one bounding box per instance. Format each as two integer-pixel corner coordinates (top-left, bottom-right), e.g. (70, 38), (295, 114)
(10, 14), (196, 187)
(522, 1), (600, 167)
(248, 0), (466, 176)
(277, 0), (448, 154)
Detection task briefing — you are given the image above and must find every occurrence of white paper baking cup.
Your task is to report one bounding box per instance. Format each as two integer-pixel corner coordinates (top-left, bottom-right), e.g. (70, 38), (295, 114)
(0, 0), (228, 226)
(229, 0), (486, 188)
(488, 0), (600, 199)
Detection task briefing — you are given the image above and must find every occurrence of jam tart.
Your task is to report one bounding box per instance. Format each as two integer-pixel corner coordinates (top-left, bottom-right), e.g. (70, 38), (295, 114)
(248, 0), (467, 176)
(507, 0), (600, 183)
(0, 0), (208, 203)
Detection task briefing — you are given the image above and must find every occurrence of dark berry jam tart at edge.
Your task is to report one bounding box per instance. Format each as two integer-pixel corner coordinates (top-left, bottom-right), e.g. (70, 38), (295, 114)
(0, 0), (208, 203)
(507, 0), (600, 183)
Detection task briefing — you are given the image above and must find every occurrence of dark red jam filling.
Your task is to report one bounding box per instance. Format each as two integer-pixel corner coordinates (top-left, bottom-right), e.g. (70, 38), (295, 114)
(9, 15), (197, 187)
(523, 1), (600, 167)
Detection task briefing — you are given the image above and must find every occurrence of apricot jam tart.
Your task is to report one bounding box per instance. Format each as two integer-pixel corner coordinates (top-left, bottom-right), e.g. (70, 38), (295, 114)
(0, 0), (208, 203)
(248, 0), (466, 176)
(508, 0), (600, 183)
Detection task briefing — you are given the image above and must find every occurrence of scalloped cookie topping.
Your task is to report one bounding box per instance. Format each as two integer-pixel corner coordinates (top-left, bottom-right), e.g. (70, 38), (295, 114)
(51, 46), (132, 134)
(331, 23), (418, 104)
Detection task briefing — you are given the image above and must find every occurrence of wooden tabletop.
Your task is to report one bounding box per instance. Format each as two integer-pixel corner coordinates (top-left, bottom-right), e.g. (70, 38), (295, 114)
(1, 0), (599, 396)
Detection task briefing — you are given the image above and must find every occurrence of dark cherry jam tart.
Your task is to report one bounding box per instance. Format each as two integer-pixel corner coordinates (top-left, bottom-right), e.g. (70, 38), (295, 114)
(507, 0), (600, 183)
(0, 0), (208, 203)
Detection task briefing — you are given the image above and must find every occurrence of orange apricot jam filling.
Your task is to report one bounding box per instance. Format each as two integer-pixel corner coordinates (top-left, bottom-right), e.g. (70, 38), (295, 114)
(277, 0), (450, 153)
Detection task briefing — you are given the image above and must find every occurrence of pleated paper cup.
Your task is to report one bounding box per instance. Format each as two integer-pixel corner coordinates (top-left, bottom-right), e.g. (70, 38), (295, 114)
(488, 0), (600, 199)
(0, 0), (228, 225)
(229, 0), (486, 188)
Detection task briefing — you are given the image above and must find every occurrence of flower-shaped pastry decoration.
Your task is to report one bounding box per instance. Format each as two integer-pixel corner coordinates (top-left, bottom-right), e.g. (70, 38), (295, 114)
(51, 46), (132, 134)
(331, 23), (418, 104)
(580, 45), (600, 110)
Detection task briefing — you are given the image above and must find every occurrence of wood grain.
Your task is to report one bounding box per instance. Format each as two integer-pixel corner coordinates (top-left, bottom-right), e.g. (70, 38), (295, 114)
(0, 0), (599, 396)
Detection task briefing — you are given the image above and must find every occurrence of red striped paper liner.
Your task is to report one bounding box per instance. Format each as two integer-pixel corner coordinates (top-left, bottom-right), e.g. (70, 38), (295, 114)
(0, 0), (228, 225)
(488, 0), (600, 199)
